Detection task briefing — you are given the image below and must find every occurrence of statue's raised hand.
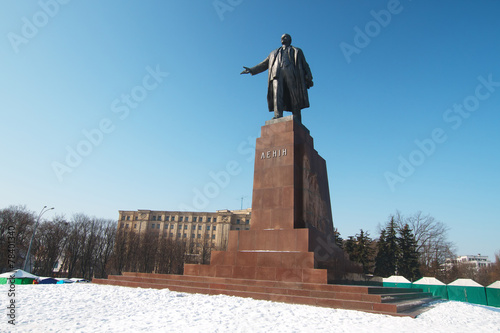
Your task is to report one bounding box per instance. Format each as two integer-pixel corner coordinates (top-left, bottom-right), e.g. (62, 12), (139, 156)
(240, 66), (252, 75)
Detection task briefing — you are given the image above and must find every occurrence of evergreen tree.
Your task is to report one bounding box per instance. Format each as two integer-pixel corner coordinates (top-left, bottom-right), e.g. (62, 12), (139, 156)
(343, 230), (375, 274)
(374, 217), (400, 277)
(344, 236), (356, 261)
(397, 224), (421, 281)
(374, 229), (388, 277)
(355, 229), (374, 274)
(385, 217), (399, 274)
(333, 228), (343, 249)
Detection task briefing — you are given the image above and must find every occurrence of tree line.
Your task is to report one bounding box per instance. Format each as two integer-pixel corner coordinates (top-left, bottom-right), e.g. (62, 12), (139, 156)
(338, 211), (500, 285)
(1, 205), (499, 285)
(0, 205), (215, 280)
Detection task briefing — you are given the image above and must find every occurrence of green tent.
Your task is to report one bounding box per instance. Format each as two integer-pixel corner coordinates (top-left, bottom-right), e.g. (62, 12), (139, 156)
(486, 281), (500, 307)
(383, 275), (412, 288)
(412, 277), (448, 299)
(0, 269), (38, 285)
(447, 278), (487, 305)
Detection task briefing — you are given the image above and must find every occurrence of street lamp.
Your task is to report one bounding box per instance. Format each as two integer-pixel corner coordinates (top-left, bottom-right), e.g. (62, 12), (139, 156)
(23, 206), (55, 272)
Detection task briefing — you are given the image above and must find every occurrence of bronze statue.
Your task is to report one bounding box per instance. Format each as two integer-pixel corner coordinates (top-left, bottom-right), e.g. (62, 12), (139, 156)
(241, 34), (313, 123)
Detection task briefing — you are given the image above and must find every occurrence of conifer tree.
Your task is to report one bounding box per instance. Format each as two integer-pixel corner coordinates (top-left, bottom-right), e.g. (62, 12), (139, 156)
(355, 229), (374, 274)
(397, 224), (421, 281)
(374, 217), (400, 277)
(343, 230), (375, 274)
(374, 229), (389, 277)
(333, 228), (343, 249)
(344, 236), (356, 261)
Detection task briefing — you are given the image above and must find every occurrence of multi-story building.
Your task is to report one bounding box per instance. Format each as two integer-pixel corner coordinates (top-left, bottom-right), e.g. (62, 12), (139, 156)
(118, 208), (251, 250)
(445, 254), (493, 271)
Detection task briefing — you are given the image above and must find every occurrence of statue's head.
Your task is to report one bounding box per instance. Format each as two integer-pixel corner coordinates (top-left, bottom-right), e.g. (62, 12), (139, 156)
(281, 34), (292, 46)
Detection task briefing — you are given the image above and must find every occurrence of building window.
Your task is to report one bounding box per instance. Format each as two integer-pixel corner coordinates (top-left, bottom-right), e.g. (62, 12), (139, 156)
(236, 227), (240, 230)
(213, 226), (216, 231)
(121, 216), (125, 221)
(179, 216), (183, 222)
(199, 217), (203, 222)
(212, 235), (215, 239)
(170, 233), (173, 237)
(170, 225), (174, 229)
(207, 217), (211, 222)
(197, 234), (201, 238)
(134, 224), (137, 229)
(185, 216), (189, 222)
(177, 233), (181, 238)
(184, 225), (188, 230)
(191, 234), (195, 238)
(135, 216), (138, 220)
(152, 216), (157, 221)
(198, 225), (202, 230)
(236, 219), (240, 224)
(157, 224), (160, 229)
(151, 224), (155, 228)
(126, 216), (130, 221)
(207, 226), (210, 231)
(164, 224), (169, 229)
(171, 216), (175, 222)
(158, 216), (162, 221)
(193, 217), (197, 222)
(126, 224), (129, 228)
(183, 234), (187, 238)
(246, 220), (250, 224)
(120, 223), (124, 228)
(213, 218), (217, 222)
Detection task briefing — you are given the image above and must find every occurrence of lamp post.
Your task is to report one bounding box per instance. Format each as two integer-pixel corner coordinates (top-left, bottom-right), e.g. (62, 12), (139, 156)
(23, 206), (54, 272)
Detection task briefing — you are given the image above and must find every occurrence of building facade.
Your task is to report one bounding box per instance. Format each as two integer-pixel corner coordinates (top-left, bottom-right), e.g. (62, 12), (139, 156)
(118, 209), (251, 249)
(445, 254), (493, 271)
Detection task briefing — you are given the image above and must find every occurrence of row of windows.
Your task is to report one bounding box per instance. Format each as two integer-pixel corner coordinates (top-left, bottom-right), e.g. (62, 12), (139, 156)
(169, 233), (216, 239)
(120, 223), (250, 232)
(119, 223), (219, 230)
(150, 224), (217, 231)
(122, 215), (220, 223)
(119, 224), (217, 239)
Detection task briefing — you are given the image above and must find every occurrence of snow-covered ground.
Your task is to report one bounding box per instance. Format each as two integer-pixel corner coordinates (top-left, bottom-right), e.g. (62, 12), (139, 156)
(1, 283), (499, 332)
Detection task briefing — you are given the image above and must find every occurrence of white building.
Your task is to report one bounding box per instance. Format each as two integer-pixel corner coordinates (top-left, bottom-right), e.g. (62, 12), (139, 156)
(445, 254), (493, 271)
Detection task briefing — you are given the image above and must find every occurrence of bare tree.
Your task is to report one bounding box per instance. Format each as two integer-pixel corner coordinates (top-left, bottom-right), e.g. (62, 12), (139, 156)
(110, 228), (128, 274)
(138, 231), (159, 273)
(0, 205), (36, 272)
(393, 211), (455, 276)
(124, 229), (140, 272)
(32, 216), (69, 276)
(94, 219), (116, 278)
(61, 217), (85, 278)
(199, 237), (212, 265)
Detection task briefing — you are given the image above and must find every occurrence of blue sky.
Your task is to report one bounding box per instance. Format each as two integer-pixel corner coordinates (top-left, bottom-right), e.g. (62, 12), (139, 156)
(1, 1), (499, 259)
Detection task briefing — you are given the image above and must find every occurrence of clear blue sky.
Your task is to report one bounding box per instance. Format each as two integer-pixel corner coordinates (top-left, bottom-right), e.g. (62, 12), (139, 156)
(1, 1), (499, 259)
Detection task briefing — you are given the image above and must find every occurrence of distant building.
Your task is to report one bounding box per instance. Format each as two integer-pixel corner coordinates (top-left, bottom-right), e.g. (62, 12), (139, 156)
(118, 208), (251, 249)
(445, 254), (493, 271)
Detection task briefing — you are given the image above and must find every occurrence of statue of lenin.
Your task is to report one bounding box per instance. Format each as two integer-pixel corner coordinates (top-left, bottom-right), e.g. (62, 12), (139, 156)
(241, 34), (314, 123)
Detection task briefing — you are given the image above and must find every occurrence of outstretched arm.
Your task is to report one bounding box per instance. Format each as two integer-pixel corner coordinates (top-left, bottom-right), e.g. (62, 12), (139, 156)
(240, 56), (270, 76)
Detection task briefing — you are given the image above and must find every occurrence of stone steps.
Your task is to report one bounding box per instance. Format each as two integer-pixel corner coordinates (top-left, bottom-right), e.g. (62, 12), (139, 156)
(93, 273), (437, 317)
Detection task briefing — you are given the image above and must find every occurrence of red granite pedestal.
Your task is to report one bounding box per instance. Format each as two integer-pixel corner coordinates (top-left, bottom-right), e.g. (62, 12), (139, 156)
(184, 116), (361, 284)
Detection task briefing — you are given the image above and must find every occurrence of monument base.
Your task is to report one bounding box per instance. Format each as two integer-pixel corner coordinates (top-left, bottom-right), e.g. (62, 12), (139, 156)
(94, 118), (438, 316)
(185, 116), (363, 283)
